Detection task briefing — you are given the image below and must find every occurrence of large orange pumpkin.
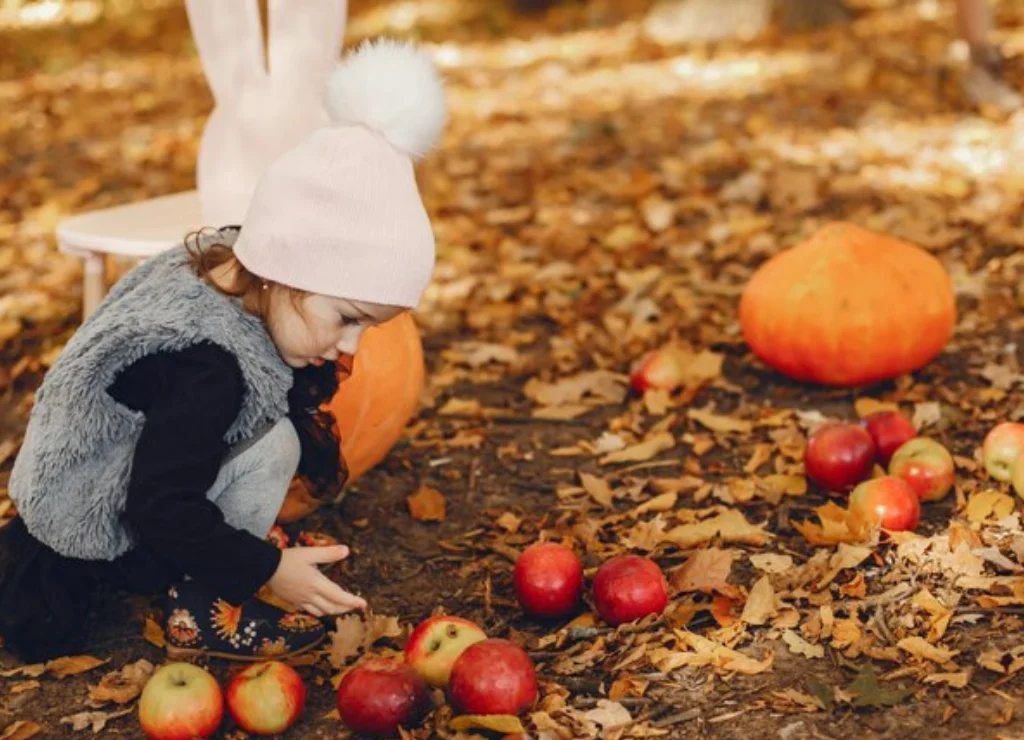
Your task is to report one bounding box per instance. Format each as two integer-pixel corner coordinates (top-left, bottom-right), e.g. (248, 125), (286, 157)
(327, 311), (425, 483)
(738, 222), (956, 386)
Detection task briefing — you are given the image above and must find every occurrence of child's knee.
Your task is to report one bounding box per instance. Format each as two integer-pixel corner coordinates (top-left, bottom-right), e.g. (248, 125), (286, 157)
(262, 417), (301, 484)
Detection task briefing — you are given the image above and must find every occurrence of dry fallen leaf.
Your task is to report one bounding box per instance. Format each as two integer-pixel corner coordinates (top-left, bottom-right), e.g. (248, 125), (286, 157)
(650, 630), (774, 675)
(923, 671), (970, 688)
(437, 397), (485, 417)
(583, 699), (633, 730)
(446, 341), (521, 368)
(407, 485), (446, 522)
(364, 613), (404, 645)
(853, 398), (900, 418)
(450, 714), (526, 733)
(818, 543), (873, 589)
(643, 388), (671, 415)
(524, 371), (628, 407)
(9, 681), (41, 695)
(782, 630), (824, 659)
(913, 587), (954, 642)
(329, 614), (367, 669)
(831, 618), (863, 649)
(898, 636), (960, 664)
(327, 611), (403, 672)
(621, 516), (670, 551)
(609, 676), (650, 701)
(663, 509), (770, 549)
(758, 474), (807, 499)
(59, 708), (132, 733)
(793, 502), (873, 546)
(839, 572), (867, 598)
(87, 659), (154, 706)
(495, 511), (522, 532)
(580, 472), (615, 507)
(964, 491), (1015, 524)
(533, 403), (595, 420)
(0, 664), (47, 679)
(978, 646), (1024, 675)
(45, 655), (108, 679)
(632, 491), (678, 516)
(671, 547), (740, 597)
(740, 575), (778, 626)
(749, 553), (794, 573)
(142, 616), (166, 648)
(0, 722), (43, 740)
(771, 687), (824, 713)
(688, 408), (753, 434)
(913, 402), (942, 430)
(685, 350), (724, 383)
(599, 431), (675, 464)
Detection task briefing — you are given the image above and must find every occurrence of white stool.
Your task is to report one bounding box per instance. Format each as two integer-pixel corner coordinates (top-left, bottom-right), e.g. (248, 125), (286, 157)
(57, 190), (203, 317)
(56, 0), (348, 319)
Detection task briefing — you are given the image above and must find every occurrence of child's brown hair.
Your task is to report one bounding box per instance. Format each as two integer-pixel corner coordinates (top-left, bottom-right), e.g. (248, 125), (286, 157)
(184, 228), (349, 503)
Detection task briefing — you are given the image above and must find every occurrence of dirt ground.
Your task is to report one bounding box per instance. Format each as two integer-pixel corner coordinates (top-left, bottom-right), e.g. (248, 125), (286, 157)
(6, 0), (1024, 738)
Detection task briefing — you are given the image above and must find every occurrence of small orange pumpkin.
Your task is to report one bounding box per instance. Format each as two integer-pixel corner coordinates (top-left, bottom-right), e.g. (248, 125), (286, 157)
(738, 222), (956, 386)
(326, 311), (425, 483)
(276, 313), (424, 524)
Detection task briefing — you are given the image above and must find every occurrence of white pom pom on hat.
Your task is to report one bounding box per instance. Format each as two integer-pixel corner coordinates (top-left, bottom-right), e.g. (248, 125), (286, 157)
(324, 37), (447, 160)
(233, 37), (448, 309)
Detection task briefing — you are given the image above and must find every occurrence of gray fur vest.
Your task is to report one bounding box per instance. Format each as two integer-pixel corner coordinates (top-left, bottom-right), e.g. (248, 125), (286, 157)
(9, 228), (294, 560)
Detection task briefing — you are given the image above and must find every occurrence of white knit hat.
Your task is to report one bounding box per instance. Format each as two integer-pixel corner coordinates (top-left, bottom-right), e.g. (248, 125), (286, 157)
(233, 37), (447, 308)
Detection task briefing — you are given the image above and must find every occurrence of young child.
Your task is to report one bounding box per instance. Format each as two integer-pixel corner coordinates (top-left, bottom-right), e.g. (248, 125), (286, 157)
(0, 37), (447, 663)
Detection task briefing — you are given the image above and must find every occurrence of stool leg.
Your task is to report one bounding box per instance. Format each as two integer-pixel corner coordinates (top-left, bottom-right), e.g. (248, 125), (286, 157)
(83, 252), (106, 318)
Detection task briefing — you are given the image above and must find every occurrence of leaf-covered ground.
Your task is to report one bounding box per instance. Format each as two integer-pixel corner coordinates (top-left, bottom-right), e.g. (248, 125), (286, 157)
(6, 0), (1024, 738)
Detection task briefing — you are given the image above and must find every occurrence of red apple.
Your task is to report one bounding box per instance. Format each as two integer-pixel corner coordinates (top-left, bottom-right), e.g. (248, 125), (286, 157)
(225, 661), (305, 736)
(448, 639), (538, 716)
(888, 437), (954, 502)
(629, 346), (688, 393)
(514, 542), (583, 619)
(138, 662), (223, 740)
(849, 475), (920, 532)
(983, 422), (1024, 482)
(404, 615), (487, 687)
(592, 554), (668, 626)
(804, 422), (877, 493)
(861, 410), (917, 466)
(336, 658), (429, 737)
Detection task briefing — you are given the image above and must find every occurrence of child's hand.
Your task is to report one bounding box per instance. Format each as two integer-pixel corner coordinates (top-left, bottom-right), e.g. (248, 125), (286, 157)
(267, 545), (367, 617)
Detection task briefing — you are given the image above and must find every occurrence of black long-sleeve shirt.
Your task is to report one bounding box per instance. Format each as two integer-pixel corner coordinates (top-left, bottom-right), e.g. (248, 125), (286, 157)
(108, 341), (283, 602)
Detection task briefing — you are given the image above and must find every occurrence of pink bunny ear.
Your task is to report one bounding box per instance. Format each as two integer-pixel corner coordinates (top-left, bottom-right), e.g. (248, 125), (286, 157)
(266, 0), (347, 92)
(185, 0), (267, 103)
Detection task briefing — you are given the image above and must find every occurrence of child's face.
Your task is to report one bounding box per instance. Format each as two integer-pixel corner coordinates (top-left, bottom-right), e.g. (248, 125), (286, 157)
(267, 292), (406, 369)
